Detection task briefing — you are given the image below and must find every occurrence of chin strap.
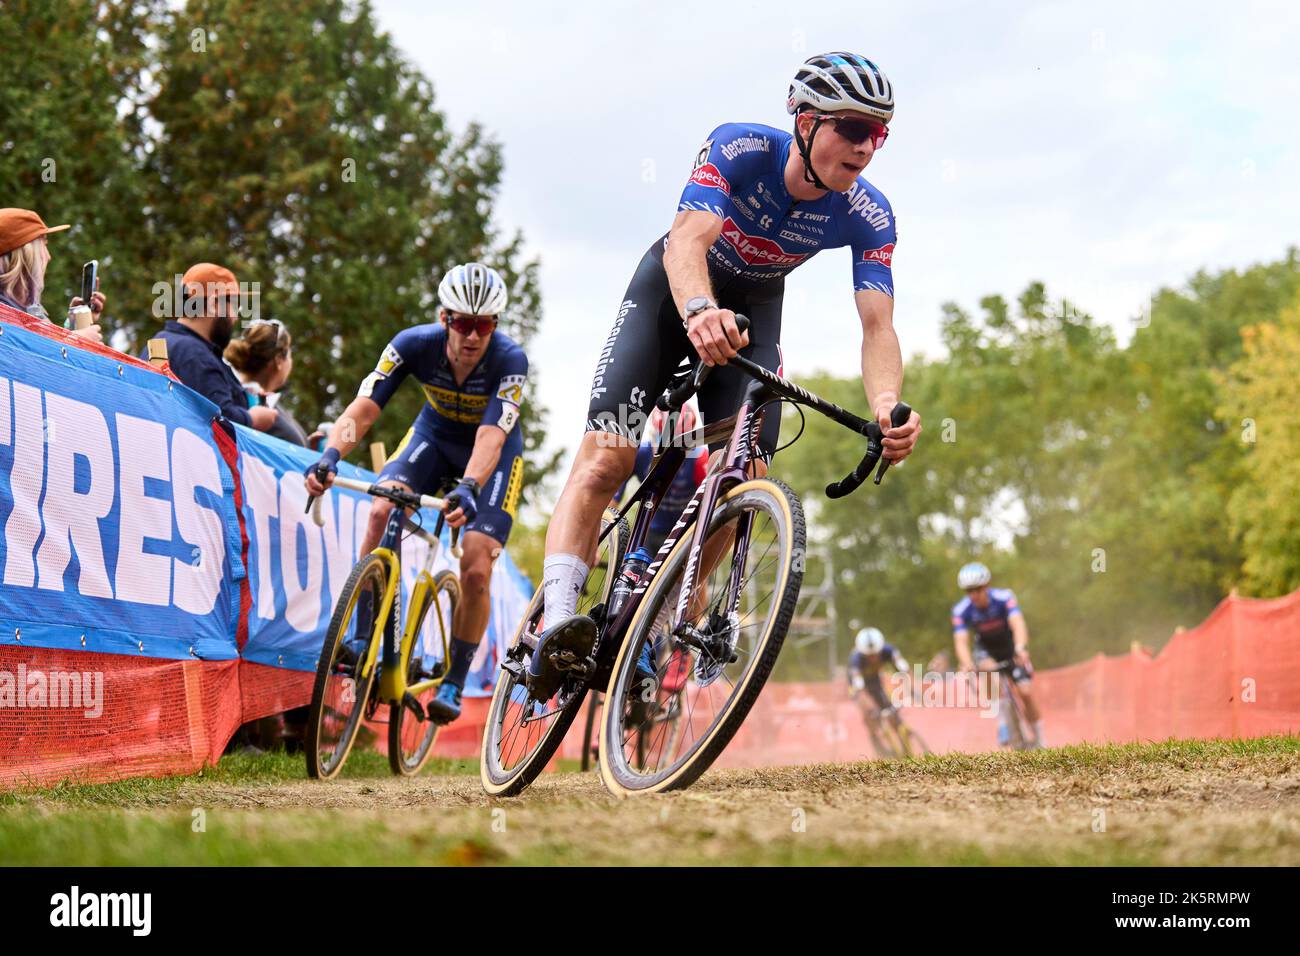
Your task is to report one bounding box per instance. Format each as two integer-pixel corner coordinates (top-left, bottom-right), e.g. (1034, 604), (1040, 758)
(793, 113), (833, 192)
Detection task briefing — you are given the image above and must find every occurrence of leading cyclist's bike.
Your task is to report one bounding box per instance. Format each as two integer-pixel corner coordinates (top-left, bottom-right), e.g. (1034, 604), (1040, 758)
(304, 475), (461, 779)
(862, 702), (930, 759)
(985, 660), (1041, 751)
(481, 315), (914, 797)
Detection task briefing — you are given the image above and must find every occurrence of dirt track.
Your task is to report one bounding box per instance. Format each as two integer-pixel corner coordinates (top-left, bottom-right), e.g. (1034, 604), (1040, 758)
(114, 741), (1300, 865)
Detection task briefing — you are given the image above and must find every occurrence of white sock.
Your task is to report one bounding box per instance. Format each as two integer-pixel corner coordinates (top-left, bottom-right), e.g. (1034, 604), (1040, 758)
(543, 553), (589, 623)
(1033, 720), (1045, 742)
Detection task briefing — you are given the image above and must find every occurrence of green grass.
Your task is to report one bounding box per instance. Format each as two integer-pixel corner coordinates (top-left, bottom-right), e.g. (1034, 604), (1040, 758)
(0, 735), (1295, 866)
(0, 748), (478, 810)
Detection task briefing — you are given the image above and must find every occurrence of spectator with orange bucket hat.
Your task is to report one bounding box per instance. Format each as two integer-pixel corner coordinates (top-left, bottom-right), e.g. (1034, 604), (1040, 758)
(148, 262), (277, 432)
(0, 207), (106, 344)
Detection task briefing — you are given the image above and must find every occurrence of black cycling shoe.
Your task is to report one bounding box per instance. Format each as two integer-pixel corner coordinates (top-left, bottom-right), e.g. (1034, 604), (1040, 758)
(526, 614), (597, 701)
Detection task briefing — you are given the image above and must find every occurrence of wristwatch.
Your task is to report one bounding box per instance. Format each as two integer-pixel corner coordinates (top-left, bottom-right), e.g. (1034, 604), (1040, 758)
(682, 296), (717, 329)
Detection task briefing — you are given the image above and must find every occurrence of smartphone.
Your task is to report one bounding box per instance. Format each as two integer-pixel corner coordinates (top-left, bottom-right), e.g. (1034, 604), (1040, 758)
(80, 260), (98, 308)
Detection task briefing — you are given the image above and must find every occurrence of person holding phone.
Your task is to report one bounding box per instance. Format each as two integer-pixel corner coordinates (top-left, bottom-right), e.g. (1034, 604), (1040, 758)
(0, 208), (105, 344)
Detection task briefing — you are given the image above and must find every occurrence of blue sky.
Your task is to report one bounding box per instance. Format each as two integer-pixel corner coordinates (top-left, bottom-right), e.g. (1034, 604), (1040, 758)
(371, 0), (1300, 481)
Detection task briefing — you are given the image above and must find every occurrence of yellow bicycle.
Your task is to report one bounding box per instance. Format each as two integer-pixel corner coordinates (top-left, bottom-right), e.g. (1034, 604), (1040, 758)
(304, 475), (461, 779)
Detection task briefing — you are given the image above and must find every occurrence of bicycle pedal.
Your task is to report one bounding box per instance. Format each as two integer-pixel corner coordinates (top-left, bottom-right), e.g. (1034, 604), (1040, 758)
(401, 692), (426, 722)
(501, 657), (524, 680)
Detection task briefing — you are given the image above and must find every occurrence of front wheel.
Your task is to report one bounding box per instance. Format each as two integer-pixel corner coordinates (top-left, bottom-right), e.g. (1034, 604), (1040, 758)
(599, 478), (805, 796)
(480, 510), (628, 797)
(389, 569), (460, 776)
(306, 553), (388, 780)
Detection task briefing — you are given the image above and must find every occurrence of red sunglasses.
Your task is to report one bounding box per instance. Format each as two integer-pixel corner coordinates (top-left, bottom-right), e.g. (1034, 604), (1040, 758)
(446, 314), (497, 336)
(812, 114), (889, 149)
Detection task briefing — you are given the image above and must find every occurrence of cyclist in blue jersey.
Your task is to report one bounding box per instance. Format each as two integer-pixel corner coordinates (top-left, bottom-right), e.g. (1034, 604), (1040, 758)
(847, 627), (911, 755)
(848, 627), (910, 716)
(305, 263), (527, 726)
(951, 562), (1044, 748)
(530, 53), (923, 688)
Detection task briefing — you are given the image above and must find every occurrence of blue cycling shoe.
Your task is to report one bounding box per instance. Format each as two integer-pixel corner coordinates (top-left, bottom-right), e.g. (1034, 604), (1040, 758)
(426, 681), (462, 725)
(633, 640), (657, 693)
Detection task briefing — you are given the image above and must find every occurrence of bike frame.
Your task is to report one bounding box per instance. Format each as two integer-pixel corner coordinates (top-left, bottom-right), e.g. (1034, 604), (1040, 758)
(599, 353), (881, 670)
(316, 477), (454, 702)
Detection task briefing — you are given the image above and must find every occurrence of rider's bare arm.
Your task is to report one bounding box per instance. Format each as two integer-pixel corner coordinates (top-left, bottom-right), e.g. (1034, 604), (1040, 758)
(856, 289), (920, 462)
(462, 425), (507, 488)
(328, 396), (382, 458)
(304, 396), (382, 494)
(1010, 613), (1030, 657)
(953, 627), (974, 671)
(665, 210), (748, 365)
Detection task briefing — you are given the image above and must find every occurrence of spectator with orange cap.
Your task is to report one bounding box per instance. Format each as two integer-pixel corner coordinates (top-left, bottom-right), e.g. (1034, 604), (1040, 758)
(148, 262), (277, 431)
(0, 207), (105, 344)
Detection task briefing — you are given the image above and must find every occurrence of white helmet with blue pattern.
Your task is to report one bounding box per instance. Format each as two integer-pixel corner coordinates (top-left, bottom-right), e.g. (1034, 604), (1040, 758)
(438, 261), (508, 316)
(958, 562), (992, 590)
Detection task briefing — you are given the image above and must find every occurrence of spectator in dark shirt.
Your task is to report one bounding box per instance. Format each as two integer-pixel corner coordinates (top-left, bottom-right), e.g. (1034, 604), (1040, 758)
(151, 262), (276, 431)
(225, 318), (311, 446)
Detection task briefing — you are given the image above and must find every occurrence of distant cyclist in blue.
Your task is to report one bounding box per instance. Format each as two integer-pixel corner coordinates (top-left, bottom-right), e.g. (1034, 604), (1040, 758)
(305, 263), (527, 725)
(532, 52), (923, 690)
(951, 563), (1045, 748)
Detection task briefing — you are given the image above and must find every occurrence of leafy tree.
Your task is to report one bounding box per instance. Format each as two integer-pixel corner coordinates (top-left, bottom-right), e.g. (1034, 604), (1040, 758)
(1, 0), (559, 496)
(1218, 293), (1300, 594)
(0, 0), (160, 318)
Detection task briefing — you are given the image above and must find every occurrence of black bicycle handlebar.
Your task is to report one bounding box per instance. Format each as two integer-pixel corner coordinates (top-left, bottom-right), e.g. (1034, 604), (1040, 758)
(657, 315), (751, 412)
(825, 401), (912, 499)
(656, 313), (914, 498)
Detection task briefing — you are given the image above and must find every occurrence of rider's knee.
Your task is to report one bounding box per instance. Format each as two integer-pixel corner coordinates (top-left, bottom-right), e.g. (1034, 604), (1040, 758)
(368, 497), (395, 531)
(460, 557), (491, 596)
(572, 440), (634, 496)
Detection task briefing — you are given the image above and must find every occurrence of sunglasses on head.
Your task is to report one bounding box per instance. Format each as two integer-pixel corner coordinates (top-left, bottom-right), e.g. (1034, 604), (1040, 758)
(446, 314), (497, 336)
(245, 317), (287, 340)
(811, 114), (889, 149)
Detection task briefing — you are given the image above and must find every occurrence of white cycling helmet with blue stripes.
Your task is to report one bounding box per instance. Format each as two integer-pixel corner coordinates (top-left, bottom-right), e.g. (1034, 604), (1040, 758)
(438, 262), (508, 316)
(958, 562), (992, 590)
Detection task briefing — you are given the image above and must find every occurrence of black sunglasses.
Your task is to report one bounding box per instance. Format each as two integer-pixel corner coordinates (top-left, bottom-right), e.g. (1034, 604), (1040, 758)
(810, 114), (889, 149)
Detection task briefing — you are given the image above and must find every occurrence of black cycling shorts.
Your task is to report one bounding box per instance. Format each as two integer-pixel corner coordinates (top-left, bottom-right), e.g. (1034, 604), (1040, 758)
(585, 242), (785, 463)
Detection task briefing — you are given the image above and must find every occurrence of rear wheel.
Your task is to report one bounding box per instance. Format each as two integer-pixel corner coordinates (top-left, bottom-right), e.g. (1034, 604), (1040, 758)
(306, 554), (387, 779)
(480, 511), (628, 796)
(389, 569), (459, 775)
(600, 478), (804, 795)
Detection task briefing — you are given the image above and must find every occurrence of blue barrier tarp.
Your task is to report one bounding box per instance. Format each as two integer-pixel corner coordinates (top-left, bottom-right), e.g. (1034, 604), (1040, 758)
(0, 321), (243, 661)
